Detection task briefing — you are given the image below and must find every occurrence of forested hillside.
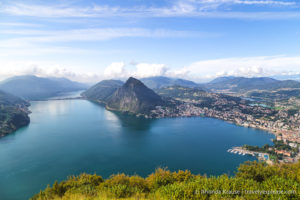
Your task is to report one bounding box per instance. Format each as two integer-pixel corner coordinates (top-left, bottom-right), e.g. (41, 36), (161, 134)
(0, 90), (30, 137)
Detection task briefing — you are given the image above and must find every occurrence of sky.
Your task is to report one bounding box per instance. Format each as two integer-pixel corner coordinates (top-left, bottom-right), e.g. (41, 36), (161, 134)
(0, 0), (300, 83)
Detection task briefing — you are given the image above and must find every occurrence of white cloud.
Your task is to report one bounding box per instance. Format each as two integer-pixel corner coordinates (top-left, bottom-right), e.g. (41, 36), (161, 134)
(0, 22), (41, 27)
(189, 0), (296, 8)
(0, 28), (205, 49)
(1, 55), (300, 83)
(133, 63), (168, 78)
(99, 56), (300, 82)
(102, 62), (189, 80)
(0, 27), (209, 58)
(215, 66), (266, 77)
(104, 62), (127, 79)
(1, 1), (299, 20)
(234, 0), (295, 6)
(185, 55), (300, 81)
(0, 62), (102, 83)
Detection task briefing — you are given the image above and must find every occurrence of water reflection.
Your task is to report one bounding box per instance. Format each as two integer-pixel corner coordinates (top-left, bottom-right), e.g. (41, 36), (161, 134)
(47, 90), (84, 100)
(103, 109), (119, 121)
(30, 100), (73, 117)
(113, 113), (156, 131)
(88, 101), (156, 131)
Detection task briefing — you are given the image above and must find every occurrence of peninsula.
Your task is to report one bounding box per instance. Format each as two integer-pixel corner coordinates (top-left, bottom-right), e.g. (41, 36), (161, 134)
(0, 90), (31, 137)
(84, 77), (300, 163)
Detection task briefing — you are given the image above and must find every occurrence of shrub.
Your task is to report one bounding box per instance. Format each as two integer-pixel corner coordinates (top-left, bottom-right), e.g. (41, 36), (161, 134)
(31, 161), (300, 200)
(146, 168), (175, 190)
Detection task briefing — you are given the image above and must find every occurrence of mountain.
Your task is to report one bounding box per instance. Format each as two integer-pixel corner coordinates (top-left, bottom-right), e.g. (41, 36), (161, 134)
(0, 90), (30, 137)
(208, 76), (236, 84)
(81, 80), (124, 102)
(272, 74), (300, 82)
(141, 76), (199, 89)
(0, 90), (30, 107)
(48, 77), (88, 91)
(0, 75), (88, 100)
(106, 77), (164, 115)
(206, 77), (300, 93)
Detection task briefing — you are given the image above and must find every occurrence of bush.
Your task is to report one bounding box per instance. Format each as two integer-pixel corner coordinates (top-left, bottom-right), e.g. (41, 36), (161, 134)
(31, 161), (300, 200)
(146, 168), (176, 190)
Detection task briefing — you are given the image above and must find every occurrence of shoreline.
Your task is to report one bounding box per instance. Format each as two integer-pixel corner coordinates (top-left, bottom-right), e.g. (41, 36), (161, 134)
(83, 98), (293, 141)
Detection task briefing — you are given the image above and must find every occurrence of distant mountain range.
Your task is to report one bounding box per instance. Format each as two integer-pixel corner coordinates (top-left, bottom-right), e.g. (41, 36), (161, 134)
(140, 76), (300, 98)
(140, 76), (199, 89)
(0, 90), (30, 137)
(81, 80), (124, 102)
(205, 77), (300, 92)
(0, 75), (88, 100)
(272, 74), (300, 82)
(204, 76), (300, 101)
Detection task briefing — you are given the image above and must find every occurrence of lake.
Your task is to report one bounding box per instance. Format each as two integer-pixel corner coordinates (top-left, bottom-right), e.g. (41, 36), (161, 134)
(0, 100), (274, 200)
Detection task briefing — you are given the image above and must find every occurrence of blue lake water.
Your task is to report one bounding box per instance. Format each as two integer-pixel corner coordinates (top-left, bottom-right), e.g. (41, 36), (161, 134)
(0, 100), (274, 200)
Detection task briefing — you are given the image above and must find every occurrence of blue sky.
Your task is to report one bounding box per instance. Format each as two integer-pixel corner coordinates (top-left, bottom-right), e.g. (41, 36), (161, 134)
(0, 0), (300, 83)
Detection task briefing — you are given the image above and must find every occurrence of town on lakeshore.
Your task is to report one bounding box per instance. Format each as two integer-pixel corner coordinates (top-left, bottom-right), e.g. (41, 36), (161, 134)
(150, 88), (300, 164)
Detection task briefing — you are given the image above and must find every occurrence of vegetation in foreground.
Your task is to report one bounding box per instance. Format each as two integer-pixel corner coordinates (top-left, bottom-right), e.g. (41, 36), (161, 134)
(32, 161), (300, 200)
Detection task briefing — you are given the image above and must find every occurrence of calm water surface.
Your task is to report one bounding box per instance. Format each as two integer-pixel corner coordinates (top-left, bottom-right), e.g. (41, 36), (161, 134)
(0, 100), (274, 200)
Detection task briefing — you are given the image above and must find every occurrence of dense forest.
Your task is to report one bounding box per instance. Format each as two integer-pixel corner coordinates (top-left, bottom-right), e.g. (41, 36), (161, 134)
(32, 161), (300, 200)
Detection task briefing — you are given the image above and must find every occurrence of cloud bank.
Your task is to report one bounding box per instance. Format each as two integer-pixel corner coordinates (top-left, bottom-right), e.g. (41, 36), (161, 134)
(0, 55), (300, 83)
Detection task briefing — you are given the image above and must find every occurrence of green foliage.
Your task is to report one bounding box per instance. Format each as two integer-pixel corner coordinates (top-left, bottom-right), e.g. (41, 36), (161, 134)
(101, 174), (148, 198)
(287, 109), (299, 116)
(31, 161), (300, 200)
(236, 161), (278, 182)
(146, 168), (194, 190)
(32, 174), (103, 199)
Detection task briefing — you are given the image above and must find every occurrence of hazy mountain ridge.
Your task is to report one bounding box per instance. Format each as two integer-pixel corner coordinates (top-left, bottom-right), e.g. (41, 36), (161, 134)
(0, 90), (30, 137)
(81, 80), (124, 102)
(272, 74), (300, 82)
(0, 75), (88, 100)
(141, 76), (200, 89)
(205, 77), (300, 92)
